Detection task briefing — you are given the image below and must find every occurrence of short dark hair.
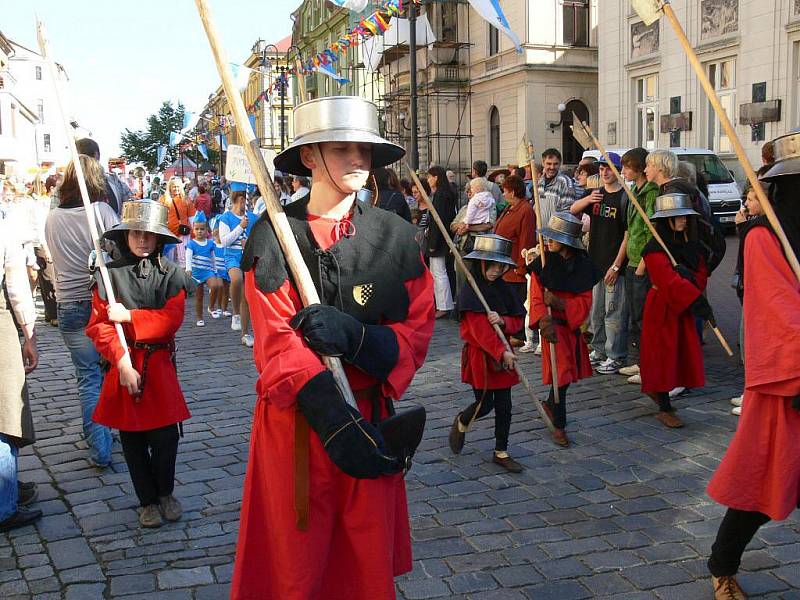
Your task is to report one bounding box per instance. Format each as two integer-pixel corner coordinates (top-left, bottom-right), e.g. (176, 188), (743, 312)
(621, 147), (648, 173)
(513, 167), (526, 179)
(76, 138), (100, 159)
(576, 162), (599, 177)
(472, 160), (488, 177)
(541, 148), (562, 162)
(761, 141), (775, 165)
(502, 174), (526, 199)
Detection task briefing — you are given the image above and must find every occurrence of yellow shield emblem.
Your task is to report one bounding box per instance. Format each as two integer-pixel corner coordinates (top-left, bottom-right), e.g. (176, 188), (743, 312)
(353, 283), (374, 306)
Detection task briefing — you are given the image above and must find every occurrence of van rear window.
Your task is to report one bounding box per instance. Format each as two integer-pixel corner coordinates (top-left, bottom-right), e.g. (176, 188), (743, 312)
(679, 154), (734, 184)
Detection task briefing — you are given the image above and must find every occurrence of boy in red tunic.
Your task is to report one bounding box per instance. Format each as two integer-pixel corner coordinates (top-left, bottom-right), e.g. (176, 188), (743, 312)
(86, 200), (192, 528)
(639, 193), (710, 429)
(447, 234), (526, 473)
(706, 133), (800, 600)
(528, 213), (599, 447)
(231, 96), (435, 600)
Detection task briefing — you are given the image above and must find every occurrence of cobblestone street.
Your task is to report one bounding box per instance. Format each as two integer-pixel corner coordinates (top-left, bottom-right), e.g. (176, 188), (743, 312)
(2, 237), (799, 599)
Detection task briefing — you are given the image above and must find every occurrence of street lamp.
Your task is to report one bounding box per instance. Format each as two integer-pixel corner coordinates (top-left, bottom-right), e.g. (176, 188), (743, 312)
(278, 44), (303, 152)
(548, 102), (568, 132)
(261, 43), (280, 151)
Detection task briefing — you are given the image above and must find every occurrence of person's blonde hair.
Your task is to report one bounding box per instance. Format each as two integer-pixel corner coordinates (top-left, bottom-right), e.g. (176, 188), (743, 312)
(676, 160), (697, 185)
(646, 150), (678, 178)
(59, 154), (107, 205)
(166, 176), (185, 198)
(469, 177), (490, 194)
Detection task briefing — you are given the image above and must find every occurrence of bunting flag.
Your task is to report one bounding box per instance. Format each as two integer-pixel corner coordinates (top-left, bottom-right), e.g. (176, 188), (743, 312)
(248, 114), (257, 135)
(220, 134), (228, 151)
(467, 0), (523, 53)
(181, 111), (200, 133)
(168, 131), (181, 147)
(157, 146), (167, 167)
(315, 62), (351, 85)
(230, 63), (253, 91)
(329, 0), (369, 10)
(197, 144), (209, 160)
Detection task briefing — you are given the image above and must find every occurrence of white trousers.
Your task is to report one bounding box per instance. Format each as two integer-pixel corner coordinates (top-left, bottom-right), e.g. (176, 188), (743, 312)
(429, 256), (454, 311)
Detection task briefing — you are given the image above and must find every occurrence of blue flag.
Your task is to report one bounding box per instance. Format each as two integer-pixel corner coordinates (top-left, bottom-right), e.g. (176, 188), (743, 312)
(197, 144), (208, 160)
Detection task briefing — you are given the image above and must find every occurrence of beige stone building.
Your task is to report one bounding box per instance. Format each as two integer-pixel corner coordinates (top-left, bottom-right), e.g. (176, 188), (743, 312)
(598, 0), (800, 175)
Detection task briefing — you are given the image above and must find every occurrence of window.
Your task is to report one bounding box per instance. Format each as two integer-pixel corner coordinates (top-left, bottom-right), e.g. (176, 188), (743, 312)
(440, 1), (458, 42)
(35, 65), (42, 80)
(489, 107), (500, 166)
(635, 74), (658, 150)
(37, 99), (44, 123)
(563, 0), (590, 47)
(707, 58), (736, 153)
(488, 25), (499, 56)
(43, 133), (51, 152)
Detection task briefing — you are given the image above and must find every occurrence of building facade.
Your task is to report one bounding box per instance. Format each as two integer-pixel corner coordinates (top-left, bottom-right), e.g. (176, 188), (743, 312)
(598, 0), (799, 175)
(0, 32), (39, 177)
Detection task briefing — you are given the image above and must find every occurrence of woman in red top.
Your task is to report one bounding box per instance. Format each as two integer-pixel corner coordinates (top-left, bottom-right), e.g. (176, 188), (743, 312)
(86, 201), (192, 529)
(447, 234), (526, 473)
(639, 193), (709, 429)
(193, 182), (212, 219)
(529, 213), (598, 447)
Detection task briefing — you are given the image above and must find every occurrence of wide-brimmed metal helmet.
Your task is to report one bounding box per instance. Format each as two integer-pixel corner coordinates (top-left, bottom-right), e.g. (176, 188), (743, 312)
(463, 234), (518, 267)
(761, 131), (800, 181)
(273, 96), (406, 176)
(651, 193), (699, 220)
(102, 200), (181, 246)
(538, 212), (585, 250)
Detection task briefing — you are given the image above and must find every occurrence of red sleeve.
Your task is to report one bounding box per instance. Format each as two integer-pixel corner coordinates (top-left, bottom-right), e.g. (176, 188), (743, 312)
(129, 291), (186, 342)
(245, 274), (326, 409)
(461, 311), (507, 362)
(563, 290), (592, 330)
(514, 207), (537, 278)
(529, 273), (546, 326)
(85, 290), (127, 366)
(643, 251), (702, 314)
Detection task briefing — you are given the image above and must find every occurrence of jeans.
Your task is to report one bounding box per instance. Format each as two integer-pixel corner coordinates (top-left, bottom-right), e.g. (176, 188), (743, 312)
(120, 425), (179, 506)
(430, 256), (454, 311)
(0, 435), (18, 520)
(459, 388), (512, 451)
(58, 301), (113, 465)
(590, 276), (628, 362)
(624, 266), (650, 364)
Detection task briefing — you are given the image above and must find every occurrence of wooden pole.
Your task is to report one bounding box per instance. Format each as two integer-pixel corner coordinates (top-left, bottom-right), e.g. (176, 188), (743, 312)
(659, 2), (800, 284)
(36, 21), (131, 367)
(194, 0), (358, 408)
(573, 117), (734, 358)
(406, 166), (555, 434)
(526, 141), (562, 405)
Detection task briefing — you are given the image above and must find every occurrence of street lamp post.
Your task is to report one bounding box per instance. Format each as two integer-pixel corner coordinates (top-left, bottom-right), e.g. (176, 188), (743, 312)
(262, 43), (279, 151)
(280, 44), (303, 152)
(408, 2), (419, 171)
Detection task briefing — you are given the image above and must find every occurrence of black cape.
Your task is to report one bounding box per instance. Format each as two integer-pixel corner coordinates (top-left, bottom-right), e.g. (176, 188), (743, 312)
(528, 250), (600, 294)
(642, 218), (704, 271)
(459, 262), (526, 317)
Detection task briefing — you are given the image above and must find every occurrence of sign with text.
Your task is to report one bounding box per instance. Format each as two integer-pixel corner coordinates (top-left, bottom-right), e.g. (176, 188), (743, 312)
(225, 144), (277, 184)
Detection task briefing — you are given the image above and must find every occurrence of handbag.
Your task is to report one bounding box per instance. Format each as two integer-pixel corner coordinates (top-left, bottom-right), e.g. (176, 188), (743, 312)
(171, 200), (191, 236)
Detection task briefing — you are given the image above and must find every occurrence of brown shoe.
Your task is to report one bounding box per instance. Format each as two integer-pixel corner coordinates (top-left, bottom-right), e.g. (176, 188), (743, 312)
(448, 414), (465, 455)
(139, 504), (163, 528)
(159, 495), (183, 522)
(655, 410), (684, 428)
(712, 575), (747, 600)
(492, 454), (523, 473)
(551, 428), (569, 447)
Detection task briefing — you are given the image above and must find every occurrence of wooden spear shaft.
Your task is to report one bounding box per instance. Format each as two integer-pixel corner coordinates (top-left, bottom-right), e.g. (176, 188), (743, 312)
(527, 142), (563, 405)
(659, 2), (800, 284)
(406, 166), (555, 434)
(194, 0), (358, 408)
(574, 117), (734, 357)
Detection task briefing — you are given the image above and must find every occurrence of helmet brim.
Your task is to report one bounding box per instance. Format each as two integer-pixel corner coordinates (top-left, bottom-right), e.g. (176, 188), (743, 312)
(537, 228), (585, 250)
(102, 221), (182, 246)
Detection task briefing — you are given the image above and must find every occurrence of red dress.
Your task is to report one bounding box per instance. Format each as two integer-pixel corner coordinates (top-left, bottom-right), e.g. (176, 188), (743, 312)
(707, 227), (800, 520)
(460, 311), (524, 390)
(529, 275), (593, 386)
(231, 214), (435, 600)
(639, 251), (707, 394)
(86, 290), (190, 431)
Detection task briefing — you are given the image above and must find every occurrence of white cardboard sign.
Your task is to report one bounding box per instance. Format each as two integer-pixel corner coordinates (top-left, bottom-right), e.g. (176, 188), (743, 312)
(225, 144), (277, 184)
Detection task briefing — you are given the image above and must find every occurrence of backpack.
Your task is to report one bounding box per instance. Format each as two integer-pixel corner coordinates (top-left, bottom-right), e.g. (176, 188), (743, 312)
(211, 185), (225, 215)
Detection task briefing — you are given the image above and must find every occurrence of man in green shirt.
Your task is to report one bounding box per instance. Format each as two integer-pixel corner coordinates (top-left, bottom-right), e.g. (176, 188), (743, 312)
(619, 148), (659, 382)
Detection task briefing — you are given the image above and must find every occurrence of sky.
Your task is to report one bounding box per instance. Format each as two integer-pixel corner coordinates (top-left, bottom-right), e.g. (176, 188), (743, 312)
(2, 0), (299, 160)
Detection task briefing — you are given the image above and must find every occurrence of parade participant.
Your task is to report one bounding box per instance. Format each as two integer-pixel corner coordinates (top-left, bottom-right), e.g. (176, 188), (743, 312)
(218, 190), (256, 345)
(447, 234), (525, 472)
(159, 177), (195, 267)
(85, 200), (192, 529)
(231, 96), (435, 600)
(705, 132), (800, 600)
(185, 212), (221, 327)
(529, 213), (598, 447)
(208, 213), (230, 318)
(639, 194), (709, 429)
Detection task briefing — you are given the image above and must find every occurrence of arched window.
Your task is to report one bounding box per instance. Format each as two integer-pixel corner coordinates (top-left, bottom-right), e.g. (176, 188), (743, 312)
(489, 107), (500, 166)
(562, 99), (590, 165)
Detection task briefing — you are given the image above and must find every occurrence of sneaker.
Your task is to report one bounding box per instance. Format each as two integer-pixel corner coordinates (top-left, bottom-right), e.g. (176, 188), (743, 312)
(492, 453), (523, 473)
(196, 320), (205, 327)
(627, 373), (642, 385)
(730, 395), (743, 407)
(731, 405), (742, 416)
(596, 358), (624, 374)
(17, 482), (38, 507)
(211, 309), (222, 319)
(207, 307), (215, 316)
(0, 507), (42, 532)
(518, 342), (535, 353)
(655, 411), (684, 428)
(534, 342), (542, 355)
(159, 495), (183, 522)
(241, 334), (254, 347)
(669, 386), (687, 398)
(588, 350), (605, 365)
(231, 314), (242, 331)
(619, 364), (640, 376)
(222, 310), (232, 317)
(448, 414), (465, 455)
(138, 504), (163, 528)
(712, 575), (747, 600)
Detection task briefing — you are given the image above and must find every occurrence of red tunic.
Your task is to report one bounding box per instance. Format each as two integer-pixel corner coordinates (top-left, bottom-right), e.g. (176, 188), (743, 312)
(86, 290), (190, 431)
(707, 227), (800, 520)
(231, 214), (435, 600)
(639, 251), (707, 394)
(460, 311), (524, 390)
(529, 275), (593, 386)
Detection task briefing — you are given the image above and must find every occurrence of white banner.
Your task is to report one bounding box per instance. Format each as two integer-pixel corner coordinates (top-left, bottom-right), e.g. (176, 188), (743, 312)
(225, 144), (277, 184)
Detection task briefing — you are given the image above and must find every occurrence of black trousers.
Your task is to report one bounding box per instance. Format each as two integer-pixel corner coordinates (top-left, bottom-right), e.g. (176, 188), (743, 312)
(459, 388), (512, 451)
(119, 424), (180, 507)
(547, 384), (570, 429)
(648, 392), (673, 412)
(35, 248), (57, 322)
(624, 267), (650, 364)
(708, 508), (771, 576)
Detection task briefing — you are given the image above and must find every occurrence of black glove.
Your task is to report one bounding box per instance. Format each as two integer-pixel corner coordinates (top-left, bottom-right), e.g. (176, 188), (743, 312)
(674, 264), (697, 285)
(690, 295), (714, 322)
(297, 371), (400, 479)
(290, 304), (399, 381)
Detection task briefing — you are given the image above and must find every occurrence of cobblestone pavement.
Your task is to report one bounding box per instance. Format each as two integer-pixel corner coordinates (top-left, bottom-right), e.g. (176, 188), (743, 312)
(3, 236), (799, 599)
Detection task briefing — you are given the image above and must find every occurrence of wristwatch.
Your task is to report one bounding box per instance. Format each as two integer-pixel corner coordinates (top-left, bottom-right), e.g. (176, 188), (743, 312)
(611, 264), (620, 272)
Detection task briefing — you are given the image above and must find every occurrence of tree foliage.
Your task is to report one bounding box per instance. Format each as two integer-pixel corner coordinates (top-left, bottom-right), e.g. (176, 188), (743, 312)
(119, 101), (185, 171)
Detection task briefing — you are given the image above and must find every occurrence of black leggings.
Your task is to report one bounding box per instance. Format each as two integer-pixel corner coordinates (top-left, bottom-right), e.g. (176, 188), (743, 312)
(547, 384), (570, 429)
(459, 388), (512, 451)
(119, 424), (180, 507)
(708, 508), (771, 577)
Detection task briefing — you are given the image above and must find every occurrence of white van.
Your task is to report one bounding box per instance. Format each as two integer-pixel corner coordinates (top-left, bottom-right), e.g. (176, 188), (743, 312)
(581, 148), (741, 225)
